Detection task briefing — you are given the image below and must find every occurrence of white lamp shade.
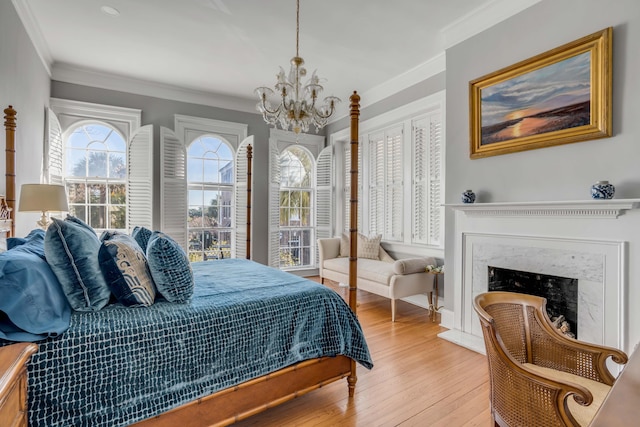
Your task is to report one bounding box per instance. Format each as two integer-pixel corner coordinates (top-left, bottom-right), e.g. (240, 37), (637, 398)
(18, 184), (69, 213)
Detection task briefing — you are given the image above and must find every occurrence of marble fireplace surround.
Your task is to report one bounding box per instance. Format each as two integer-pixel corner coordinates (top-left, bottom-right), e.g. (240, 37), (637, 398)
(439, 200), (640, 355)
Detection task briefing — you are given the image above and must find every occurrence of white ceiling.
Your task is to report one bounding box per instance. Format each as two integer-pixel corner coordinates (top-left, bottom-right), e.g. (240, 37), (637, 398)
(15, 0), (539, 115)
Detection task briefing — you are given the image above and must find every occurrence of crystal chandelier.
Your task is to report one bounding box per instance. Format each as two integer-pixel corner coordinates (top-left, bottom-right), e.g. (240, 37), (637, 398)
(255, 0), (339, 135)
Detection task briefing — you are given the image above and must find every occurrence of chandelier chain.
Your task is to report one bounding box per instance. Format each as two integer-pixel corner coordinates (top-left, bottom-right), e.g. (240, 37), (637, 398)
(296, 0), (300, 58)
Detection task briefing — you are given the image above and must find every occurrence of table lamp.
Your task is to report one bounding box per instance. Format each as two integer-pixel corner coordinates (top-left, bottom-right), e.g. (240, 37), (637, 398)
(18, 184), (69, 229)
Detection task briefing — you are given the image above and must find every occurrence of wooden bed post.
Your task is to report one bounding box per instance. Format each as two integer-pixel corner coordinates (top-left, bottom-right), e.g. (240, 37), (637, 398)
(246, 144), (252, 260)
(4, 106), (16, 237)
(347, 91), (360, 397)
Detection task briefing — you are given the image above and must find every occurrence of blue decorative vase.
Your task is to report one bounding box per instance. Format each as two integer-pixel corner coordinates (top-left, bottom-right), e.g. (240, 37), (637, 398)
(591, 181), (615, 200)
(461, 189), (476, 204)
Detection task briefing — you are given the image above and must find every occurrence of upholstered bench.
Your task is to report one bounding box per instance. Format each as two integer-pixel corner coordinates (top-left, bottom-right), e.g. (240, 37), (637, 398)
(318, 236), (436, 321)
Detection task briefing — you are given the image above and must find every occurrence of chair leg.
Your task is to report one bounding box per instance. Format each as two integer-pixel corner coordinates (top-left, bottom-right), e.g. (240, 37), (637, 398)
(321, 277), (325, 284)
(391, 299), (396, 322)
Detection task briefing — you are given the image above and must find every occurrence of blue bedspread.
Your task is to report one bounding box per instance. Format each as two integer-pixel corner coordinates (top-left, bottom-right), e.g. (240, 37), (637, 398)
(5, 259), (372, 427)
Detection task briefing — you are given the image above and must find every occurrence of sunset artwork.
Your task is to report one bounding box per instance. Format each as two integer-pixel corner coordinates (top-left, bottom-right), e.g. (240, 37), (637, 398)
(480, 51), (591, 146)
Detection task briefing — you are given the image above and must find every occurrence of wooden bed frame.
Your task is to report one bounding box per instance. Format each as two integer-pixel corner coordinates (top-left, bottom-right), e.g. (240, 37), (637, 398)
(3, 92), (363, 426)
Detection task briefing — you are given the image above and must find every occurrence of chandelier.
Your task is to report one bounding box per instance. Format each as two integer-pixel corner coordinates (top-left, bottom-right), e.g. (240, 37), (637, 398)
(255, 0), (339, 135)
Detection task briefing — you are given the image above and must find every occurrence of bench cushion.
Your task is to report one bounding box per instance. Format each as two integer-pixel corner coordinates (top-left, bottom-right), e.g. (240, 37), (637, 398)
(323, 257), (396, 285)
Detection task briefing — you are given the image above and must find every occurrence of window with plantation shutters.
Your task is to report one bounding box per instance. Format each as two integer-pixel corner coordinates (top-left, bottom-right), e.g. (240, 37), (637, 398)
(47, 100), (150, 235)
(332, 90), (445, 250)
(173, 115), (248, 260)
(267, 130), (325, 270)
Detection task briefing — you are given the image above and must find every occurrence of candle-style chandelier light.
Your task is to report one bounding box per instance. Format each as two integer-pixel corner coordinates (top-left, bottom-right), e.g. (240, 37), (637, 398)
(255, 0), (339, 135)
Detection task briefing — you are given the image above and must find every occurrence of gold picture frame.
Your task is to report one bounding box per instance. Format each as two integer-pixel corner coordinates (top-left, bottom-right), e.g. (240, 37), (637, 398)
(469, 27), (612, 159)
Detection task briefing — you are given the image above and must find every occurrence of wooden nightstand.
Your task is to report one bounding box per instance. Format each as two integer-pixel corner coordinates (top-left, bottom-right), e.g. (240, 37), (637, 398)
(0, 343), (38, 427)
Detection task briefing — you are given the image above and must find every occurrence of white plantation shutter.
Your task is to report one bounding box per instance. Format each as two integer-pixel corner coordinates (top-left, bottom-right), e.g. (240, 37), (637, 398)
(160, 127), (188, 250)
(428, 114), (443, 246)
(412, 113), (442, 246)
(45, 108), (63, 185)
(385, 126), (403, 241)
(127, 125), (153, 231)
(368, 132), (385, 236)
(315, 146), (333, 266)
(235, 136), (253, 259)
(268, 139), (281, 267)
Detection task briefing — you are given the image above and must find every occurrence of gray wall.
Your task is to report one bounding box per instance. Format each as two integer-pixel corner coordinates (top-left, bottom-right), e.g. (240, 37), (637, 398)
(444, 0), (640, 309)
(51, 82), (273, 264)
(325, 71), (446, 137)
(0, 0), (51, 236)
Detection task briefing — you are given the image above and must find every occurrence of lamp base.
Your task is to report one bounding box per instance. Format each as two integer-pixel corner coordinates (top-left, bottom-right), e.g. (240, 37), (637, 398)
(36, 211), (50, 230)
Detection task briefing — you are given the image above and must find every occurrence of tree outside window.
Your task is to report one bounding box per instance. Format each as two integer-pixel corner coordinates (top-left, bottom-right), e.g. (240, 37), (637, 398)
(187, 136), (234, 262)
(65, 123), (127, 231)
(279, 146), (313, 269)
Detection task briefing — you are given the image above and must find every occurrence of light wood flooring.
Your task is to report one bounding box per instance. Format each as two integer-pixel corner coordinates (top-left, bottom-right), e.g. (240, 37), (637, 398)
(234, 278), (492, 427)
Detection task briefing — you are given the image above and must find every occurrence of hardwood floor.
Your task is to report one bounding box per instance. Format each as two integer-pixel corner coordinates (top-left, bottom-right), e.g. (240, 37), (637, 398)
(234, 278), (492, 427)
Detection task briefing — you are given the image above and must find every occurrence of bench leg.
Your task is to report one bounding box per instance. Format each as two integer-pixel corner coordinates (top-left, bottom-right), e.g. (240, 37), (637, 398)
(391, 299), (396, 322)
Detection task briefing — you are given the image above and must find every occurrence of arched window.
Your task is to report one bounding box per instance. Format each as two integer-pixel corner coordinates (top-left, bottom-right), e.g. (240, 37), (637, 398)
(187, 135), (234, 261)
(278, 146), (313, 269)
(65, 122), (127, 231)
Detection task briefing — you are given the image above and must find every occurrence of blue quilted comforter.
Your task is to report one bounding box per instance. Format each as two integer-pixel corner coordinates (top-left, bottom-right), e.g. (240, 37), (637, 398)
(7, 259), (372, 427)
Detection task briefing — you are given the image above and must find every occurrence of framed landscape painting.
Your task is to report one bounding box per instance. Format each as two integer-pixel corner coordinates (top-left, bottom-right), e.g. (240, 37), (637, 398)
(469, 27), (612, 159)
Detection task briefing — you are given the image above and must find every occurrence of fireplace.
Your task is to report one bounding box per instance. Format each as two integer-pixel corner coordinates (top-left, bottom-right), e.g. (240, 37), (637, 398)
(488, 266), (578, 337)
(438, 199), (635, 356)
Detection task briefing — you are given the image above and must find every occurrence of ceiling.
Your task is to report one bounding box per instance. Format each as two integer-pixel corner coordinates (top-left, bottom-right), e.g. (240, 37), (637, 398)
(15, 0), (539, 115)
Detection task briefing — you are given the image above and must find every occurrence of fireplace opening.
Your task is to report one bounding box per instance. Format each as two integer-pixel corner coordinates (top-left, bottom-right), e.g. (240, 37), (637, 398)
(488, 266), (578, 338)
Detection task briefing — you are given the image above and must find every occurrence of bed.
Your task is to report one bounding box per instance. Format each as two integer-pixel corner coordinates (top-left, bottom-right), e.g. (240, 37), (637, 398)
(0, 93), (368, 427)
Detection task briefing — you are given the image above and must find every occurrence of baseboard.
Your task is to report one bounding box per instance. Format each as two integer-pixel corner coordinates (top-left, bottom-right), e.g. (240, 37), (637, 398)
(401, 294), (430, 309)
(438, 329), (486, 355)
(439, 308), (454, 329)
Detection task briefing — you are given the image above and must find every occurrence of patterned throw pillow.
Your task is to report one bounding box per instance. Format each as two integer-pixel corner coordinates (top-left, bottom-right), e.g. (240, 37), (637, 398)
(357, 233), (382, 260)
(131, 226), (153, 252)
(44, 216), (111, 311)
(98, 234), (156, 307)
(146, 232), (194, 303)
(340, 233), (350, 257)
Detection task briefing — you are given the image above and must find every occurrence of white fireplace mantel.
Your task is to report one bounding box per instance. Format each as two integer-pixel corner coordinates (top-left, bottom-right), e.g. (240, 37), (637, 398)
(445, 199), (640, 219)
(439, 198), (640, 357)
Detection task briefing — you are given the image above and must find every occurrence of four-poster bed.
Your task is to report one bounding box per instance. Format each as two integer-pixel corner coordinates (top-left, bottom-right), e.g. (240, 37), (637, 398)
(0, 92), (366, 426)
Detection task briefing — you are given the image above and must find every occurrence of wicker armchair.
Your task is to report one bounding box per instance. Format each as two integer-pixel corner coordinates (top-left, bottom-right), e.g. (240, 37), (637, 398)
(474, 291), (628, 427)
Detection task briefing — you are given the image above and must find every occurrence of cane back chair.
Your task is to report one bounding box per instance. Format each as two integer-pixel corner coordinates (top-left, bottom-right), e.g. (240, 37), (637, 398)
(474, 291), (628, 427)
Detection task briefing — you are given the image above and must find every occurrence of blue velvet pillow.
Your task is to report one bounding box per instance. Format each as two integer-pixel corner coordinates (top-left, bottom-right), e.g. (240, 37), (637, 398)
(7, 229), (46, 259)
(44, 216), (111, 311)
(131, 226), (153, 252)
(146, 231), (194, 303)
(0, 250), (71, 341)
(98, 234), (157, 307)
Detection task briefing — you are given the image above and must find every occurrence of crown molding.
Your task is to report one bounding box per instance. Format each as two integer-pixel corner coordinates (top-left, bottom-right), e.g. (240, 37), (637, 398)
(330, 52), (446, 123)
(441, 0), (542, 49)
(52, 63), (259, 114)
(12, 0), (52, 76)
